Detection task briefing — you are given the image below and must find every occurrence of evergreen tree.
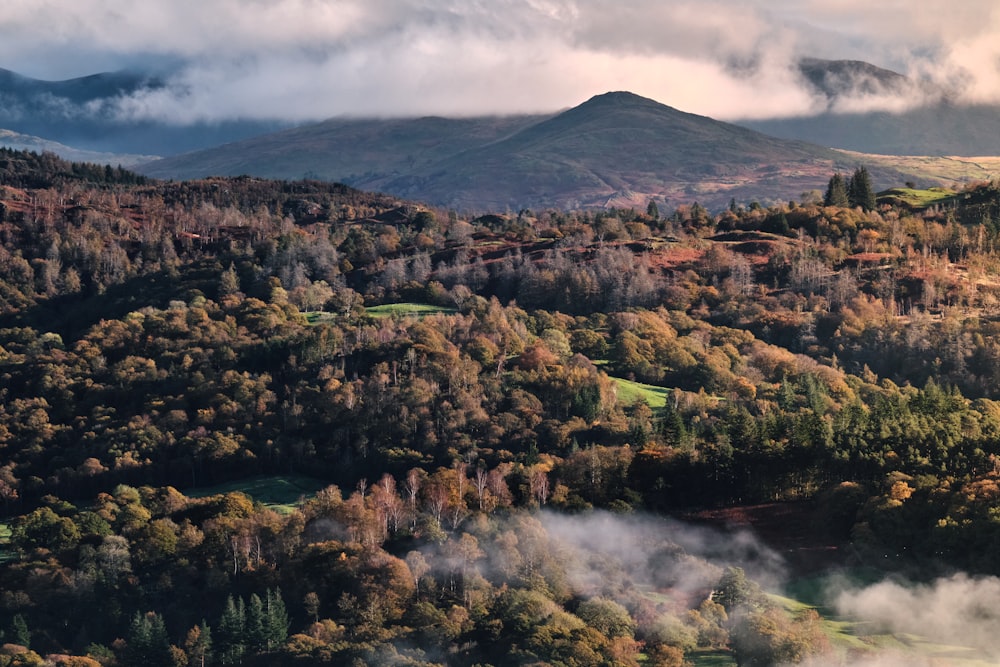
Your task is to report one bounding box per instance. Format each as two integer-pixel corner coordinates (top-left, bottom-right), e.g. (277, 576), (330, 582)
(184, 621), (213, 667)
(646, 199), (660, 221)
(217, 595), (247, 665)
(10, 613), (30, 648)
(823, 173), (849, 207)
(246, 593), (267, 653)
(848, 166), (876, 211)
(265, 588), (290, 651)
(124, 612), (172, 667)
(658, 398), (687, 448)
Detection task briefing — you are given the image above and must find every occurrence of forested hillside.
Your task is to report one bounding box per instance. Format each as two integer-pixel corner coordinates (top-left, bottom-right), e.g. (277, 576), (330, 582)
(4, 149), (1000, 665)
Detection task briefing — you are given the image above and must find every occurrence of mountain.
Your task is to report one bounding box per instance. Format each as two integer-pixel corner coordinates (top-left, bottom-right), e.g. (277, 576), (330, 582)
(0, 128), (157, 167)
(0, 67), (291, 155)
(138, 113), (549, 183)
(140, 91), (866, 211)
(738, 58), (1000, 155)
(797, 58), (916, 107)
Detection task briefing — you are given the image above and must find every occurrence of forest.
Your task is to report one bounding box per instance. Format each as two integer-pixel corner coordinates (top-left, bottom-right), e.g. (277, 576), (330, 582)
(2, 148), (1000, 665)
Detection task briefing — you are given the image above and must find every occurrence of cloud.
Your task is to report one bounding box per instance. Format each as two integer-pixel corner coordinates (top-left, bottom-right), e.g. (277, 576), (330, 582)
(830, 573), (1000, 662)
(1, 1), (1000, 123)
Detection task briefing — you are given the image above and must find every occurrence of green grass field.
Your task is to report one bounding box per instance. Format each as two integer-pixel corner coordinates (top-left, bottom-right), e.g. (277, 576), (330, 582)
(688, 649), (737, 667)
(185, 475), (327, 514)
(365, 303), (457, 318)
(877, 186), (957, 209)
(303, 311), (338, 324)
(610, 376), (671, 409)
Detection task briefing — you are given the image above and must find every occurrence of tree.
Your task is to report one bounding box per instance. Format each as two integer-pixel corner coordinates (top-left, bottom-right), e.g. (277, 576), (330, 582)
(217, 595), (246, 665)
(123, 612), (172, 667)
(246, 593), (267, 653)
(303, 592), (321, 625)
(10, 613), (30, 648)
(184, 621), (212, 667)
(264, 588), (290, 651)
(848, 166), (876, 211)
(646, 200), (660, 221)
(219, 263), (241, 297)
(576, 597), (636, 639)
(823, 173), (849, 207)
(712, 567), (765, 614)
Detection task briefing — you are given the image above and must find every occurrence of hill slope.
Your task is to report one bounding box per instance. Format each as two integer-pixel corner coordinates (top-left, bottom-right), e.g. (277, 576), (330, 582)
(139, 113), (548, 184)
(141, 91), (865, 211)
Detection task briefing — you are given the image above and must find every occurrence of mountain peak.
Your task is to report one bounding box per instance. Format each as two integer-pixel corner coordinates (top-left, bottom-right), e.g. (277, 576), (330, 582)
(797, 57), (911, 101)
(577, 91), (668, 110)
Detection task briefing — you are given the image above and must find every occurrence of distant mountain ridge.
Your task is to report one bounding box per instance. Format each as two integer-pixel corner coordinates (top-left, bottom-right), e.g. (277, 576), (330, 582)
(140, 91), (872, 211)
(739, 57), (1000, 155)
(797, 58), (917, 107)
(0, 128), (157, 167)
(0, 67), (291, 155)
(0, 67), (161, 104)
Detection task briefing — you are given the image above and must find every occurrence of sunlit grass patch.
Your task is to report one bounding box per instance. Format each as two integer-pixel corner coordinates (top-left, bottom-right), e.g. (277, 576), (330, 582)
(610, 376), (671, 410)
(185, 475), (327, 514)
(688, 648), (737, 667)
(365, 303), (456, 318)
(878, 186), (957, 209)
(303, 311), (337, 324)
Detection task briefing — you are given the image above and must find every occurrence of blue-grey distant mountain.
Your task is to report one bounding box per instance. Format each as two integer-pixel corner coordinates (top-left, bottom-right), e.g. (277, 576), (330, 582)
(0, 128), (157, 167)
(738, 58), (1000, 155)
(0, 67), (291, 155)
(140, 91), (875, 211)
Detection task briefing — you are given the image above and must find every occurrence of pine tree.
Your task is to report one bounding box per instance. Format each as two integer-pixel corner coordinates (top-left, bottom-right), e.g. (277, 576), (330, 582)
(124, 612), (172, 667)
(848, 166), (876, 211)
(823, 173), (849, 207)
(217, 595), (247, 665)
(246, 593), (266, 653)
(184, 621), (213, 667)
(646, 199), (660, 221)
(265, 588), (290, 651)
(658, 398), (687, 448)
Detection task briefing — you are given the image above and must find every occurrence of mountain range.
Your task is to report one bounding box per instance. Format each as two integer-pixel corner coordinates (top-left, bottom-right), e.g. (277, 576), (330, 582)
(140, 91), (865, 211)
(3, 59), (1000, 210)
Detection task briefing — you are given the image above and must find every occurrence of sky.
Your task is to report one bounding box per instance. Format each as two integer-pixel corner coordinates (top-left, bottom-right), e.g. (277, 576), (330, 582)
(2, 0), (1000, 124)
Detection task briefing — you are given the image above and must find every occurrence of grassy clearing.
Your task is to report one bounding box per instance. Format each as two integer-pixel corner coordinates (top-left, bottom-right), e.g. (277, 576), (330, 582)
(365, 303), (456, 318)
(688, 649), (737, 667)
(878, 186), (957, 209)
(185, 475), (326, 514)
(303, 311), (338, 325)
(610, 376), (671, 410)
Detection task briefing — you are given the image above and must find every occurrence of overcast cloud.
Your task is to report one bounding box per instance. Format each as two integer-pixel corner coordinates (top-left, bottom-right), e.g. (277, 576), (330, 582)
(2, 0), (999, 123)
